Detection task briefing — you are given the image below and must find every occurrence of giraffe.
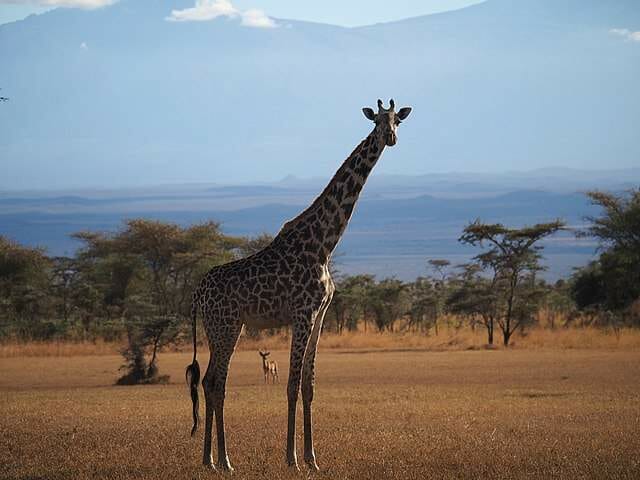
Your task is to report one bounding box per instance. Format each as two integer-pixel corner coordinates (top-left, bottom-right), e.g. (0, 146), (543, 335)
(185, 99), (412, 472)
(259, 350), (279, 383)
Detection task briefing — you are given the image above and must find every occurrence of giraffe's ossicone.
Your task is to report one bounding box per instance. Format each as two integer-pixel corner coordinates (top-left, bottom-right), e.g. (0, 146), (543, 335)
(185, 99), (412, 472)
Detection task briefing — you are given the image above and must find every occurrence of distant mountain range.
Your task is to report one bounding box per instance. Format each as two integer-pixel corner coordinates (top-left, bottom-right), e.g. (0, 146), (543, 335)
(1, 0), (640, 189)
(1, 169), (622, 280)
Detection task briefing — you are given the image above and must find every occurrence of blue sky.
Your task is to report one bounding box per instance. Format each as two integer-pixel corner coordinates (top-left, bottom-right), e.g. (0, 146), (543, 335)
(0, 0), (484, 26)
(1, 0), (639, 190)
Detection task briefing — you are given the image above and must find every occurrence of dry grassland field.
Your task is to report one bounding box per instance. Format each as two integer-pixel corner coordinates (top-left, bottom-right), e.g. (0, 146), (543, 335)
(1, 346), (640, 479)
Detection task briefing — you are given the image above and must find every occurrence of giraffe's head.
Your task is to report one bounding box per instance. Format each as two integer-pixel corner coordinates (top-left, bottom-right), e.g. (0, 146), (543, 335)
(259, 350), (271, 359)
(362, 99), (412, 147)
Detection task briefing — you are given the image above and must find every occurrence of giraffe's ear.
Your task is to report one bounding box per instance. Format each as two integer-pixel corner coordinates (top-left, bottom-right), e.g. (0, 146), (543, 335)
(397, 107), (412, 120)
(396, 107), (411, 120)
(362, 108), (376, 121)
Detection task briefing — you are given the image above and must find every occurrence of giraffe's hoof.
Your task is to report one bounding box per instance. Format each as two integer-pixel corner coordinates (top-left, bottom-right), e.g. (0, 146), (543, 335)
(287, 460), (300, 471)
(217, 460), (234, 474)
(202, 460), (217, 471)
(305, 457), (320, 472)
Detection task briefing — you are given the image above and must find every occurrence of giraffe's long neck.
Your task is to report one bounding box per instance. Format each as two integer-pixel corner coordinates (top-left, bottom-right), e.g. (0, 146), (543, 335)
(277, 128), (385, 264)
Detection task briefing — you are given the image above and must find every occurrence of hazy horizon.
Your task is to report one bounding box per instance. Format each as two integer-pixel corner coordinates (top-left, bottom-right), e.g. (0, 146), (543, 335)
(1, 165), (640, 194)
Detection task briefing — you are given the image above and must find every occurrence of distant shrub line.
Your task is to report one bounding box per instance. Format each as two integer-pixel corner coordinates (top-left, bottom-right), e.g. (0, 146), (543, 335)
(1, 189), (638, 381)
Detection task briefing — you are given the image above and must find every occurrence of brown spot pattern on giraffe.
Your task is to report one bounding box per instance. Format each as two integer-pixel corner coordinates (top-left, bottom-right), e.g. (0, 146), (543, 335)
(188, 99), (411, 472)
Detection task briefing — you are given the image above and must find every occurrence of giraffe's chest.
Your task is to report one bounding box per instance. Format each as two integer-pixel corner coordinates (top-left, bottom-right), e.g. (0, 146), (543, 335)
(242, 264), (332, 323)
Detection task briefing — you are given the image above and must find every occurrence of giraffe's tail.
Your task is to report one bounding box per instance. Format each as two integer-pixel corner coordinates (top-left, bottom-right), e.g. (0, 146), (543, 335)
(185, 299), (200, 437)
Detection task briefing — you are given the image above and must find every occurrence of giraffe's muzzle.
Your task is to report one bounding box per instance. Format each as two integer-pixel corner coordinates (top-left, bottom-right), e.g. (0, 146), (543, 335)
(385, 132), (397, 146)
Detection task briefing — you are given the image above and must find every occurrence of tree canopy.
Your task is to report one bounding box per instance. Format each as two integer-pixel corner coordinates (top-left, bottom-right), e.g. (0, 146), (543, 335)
(457, 220), (565, 345)
(572, 189), (640, 317)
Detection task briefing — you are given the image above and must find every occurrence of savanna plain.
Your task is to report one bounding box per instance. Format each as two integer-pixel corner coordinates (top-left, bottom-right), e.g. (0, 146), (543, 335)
(1, 339), (639, 480)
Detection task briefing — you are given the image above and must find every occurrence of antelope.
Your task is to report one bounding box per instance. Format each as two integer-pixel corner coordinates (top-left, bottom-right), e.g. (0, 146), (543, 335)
(259, 350), (279, 384)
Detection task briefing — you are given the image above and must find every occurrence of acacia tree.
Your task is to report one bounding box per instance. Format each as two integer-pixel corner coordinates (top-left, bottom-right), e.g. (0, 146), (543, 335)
(447, 263), (498, 344)
(329, 275), (375, 334)
(426, 259), (451, 335)
(572, 189), (640, 321)
(367, 279), (409, 332)
(237, 233), (273, 258)
(406, 277), (438, 334)
(74, 219), (241, 384)
(49, 257), (80, 327)
(0, 236), (52, 340)
(459, 220), (564, 346)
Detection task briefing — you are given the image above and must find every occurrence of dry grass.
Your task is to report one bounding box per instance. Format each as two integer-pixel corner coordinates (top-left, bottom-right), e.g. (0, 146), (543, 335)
(3, 326), (640, 358)
(0, 339), (121, 358)
(1, 348), (639, 479)
(243, 326), (640, 352)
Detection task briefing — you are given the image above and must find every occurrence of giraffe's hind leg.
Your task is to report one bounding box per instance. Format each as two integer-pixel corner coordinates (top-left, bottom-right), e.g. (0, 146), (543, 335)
(202, 355), (216, 469)
(210, 322), (243, 472)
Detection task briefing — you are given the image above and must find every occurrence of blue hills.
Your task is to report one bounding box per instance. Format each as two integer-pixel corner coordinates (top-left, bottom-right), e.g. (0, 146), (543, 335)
(0, 177), (616, 280)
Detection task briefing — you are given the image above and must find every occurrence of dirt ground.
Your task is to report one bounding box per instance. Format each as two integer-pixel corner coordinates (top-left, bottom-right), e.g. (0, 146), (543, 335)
(1, 349), (639, 479)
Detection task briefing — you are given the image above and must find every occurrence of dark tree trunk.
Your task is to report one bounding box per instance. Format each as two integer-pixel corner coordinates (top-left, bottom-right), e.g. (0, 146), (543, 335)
(503, 329), (511, 347)
(147, 331), (162, 378)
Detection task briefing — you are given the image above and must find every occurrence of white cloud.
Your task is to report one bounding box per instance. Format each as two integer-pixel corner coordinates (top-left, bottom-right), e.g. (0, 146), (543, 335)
(609, 27), (640, 42)
(241, 8), (276, 28)
(166, 0), (277, 28)
(610, 28), (630, 36)
(80, 41), (88, 49)
(3, 0), (276, 27)
(166, 0), (236, 22)
(0, 0), (115, 8)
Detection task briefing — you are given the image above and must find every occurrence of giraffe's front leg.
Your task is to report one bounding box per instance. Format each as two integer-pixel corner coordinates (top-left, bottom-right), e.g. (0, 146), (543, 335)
(286, 313), (313, 470)
(302, 301), (329, 472)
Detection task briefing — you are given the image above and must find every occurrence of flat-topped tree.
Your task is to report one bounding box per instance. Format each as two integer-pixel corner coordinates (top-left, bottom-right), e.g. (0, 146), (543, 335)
(73, 219), (239, 384)
(459, 220), (565, 346)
